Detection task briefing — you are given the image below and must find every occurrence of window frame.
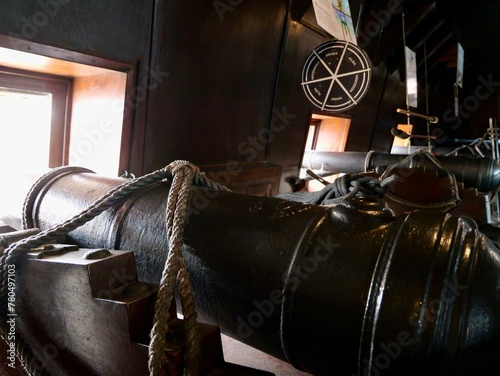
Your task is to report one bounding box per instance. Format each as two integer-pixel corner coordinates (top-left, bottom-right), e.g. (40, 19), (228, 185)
(0, 66), (72, 167)
(0, 34), (136, 175)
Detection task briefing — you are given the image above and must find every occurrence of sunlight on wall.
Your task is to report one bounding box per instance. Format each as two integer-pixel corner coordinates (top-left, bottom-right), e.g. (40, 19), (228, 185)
(0, 89), (52, 174)
(68, 72), (127, 177)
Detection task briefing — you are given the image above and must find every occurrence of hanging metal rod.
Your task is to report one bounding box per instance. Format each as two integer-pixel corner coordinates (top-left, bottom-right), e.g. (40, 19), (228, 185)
(397, 108), (439, 123)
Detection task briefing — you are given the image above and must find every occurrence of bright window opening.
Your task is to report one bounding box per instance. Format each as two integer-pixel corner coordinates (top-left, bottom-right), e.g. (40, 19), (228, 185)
(0, 89), (52, 174)
(0, 38), (133, 177)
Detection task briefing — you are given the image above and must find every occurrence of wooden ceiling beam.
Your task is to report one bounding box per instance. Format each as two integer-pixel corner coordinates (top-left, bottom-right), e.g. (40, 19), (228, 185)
(425, 61), (454, 90)
(356, 0), (410, 61)
(370, 1), (436, 66)
(408, 19), (444, 52)
(387, 6), (446, 74)
(417, 33), (454, 70)
(290, 0), (312, 22)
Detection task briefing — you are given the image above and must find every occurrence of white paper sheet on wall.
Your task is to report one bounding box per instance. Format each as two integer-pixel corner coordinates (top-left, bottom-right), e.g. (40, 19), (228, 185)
(312, 0), (357, 45)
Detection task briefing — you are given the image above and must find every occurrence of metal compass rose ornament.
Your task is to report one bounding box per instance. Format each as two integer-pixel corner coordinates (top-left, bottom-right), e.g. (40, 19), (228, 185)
(301, 40), (372, 112)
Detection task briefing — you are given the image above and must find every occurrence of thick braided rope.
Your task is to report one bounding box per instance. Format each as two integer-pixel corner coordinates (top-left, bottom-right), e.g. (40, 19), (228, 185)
(170, 167), (201, 375)
(22, 166), (93, 230)
(148, 161), (202, 376)
(1, 168), (174, 291)
(1, 161), (228, 375)
(0, 329), (49, 376)
(0, 168), (176, 375)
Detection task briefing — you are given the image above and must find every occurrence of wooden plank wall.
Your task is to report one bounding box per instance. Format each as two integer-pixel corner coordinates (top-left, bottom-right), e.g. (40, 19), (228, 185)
(0, 0), (411, 194)
(267, 10), (407, 192)
(142, 0), (287, 170)
(1, 0), (494, 194)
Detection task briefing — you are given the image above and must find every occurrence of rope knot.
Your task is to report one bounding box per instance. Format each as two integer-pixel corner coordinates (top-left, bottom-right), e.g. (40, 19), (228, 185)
(168, 160), (199, 176)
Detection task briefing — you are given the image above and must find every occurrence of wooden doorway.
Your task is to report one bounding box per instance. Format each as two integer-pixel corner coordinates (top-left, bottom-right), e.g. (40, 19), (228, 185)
(302, 113), (352, 192)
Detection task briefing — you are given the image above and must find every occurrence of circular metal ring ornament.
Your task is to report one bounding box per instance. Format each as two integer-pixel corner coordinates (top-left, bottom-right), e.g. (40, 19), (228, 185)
(301, 40), (372, 112)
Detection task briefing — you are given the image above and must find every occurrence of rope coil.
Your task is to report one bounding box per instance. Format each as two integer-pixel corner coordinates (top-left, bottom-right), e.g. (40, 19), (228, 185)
(1, 161), (228, 376)
(276, 173), (397, 206)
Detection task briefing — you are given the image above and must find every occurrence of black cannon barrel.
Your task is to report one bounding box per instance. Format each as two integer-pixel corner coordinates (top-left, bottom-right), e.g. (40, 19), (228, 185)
(303, 151), (500, 192)
(1, 168), (500, 375)
(0, 228), (40, 253)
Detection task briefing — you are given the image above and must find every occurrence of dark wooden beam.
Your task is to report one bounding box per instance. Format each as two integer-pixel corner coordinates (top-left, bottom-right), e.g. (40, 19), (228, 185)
(386, 5), (447, 75)
(290, 0), (311, 21)
(371, 1), (436, 66)
(417, 37), (455, 92)
(417, 33), (454, 69)
(408, 18), (444, 52)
